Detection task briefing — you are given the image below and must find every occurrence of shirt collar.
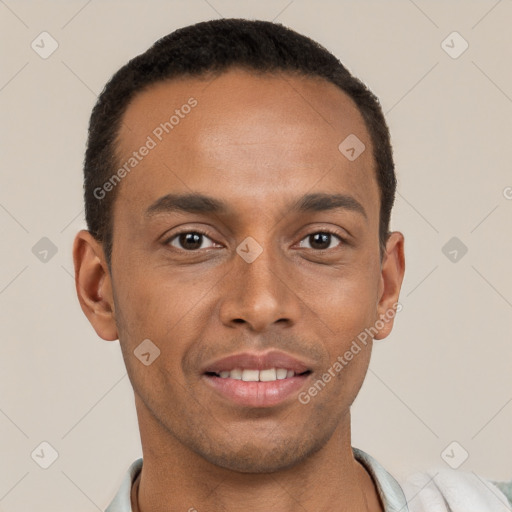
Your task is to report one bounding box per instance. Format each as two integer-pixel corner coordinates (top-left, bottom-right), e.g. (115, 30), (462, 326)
(353, 447), (409, 511)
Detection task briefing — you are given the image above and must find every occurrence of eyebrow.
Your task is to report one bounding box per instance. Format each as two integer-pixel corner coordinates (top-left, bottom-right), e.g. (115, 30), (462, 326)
(144, 192), (367, 220)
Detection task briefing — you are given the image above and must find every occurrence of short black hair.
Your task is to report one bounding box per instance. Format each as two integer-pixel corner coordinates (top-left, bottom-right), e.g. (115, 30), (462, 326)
(84, 18), (396, 269)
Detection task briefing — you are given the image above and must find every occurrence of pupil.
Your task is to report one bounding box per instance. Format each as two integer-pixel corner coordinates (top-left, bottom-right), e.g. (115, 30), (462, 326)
(310, 233), (330, 250)
(180, 232), (202, 250)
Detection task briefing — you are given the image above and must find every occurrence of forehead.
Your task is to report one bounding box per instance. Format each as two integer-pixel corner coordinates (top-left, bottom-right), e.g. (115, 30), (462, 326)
(113, 68), (379, 224)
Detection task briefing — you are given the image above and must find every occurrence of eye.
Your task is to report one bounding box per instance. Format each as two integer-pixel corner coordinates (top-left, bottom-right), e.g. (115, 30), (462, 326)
(165, 231), (218, 251)
(298, 231), (344, 251)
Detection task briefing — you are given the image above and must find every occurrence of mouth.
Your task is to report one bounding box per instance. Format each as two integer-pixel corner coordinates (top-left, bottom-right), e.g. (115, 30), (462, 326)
(201, 351), (313, 407)
(205, 368), (311, 381)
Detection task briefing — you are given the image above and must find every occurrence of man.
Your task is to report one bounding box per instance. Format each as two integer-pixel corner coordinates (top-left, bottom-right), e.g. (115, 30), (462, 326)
(72, 18), (511, 512)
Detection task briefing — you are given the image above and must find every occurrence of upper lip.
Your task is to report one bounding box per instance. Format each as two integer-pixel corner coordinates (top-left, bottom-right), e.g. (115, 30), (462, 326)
(202, 350), (312, 374)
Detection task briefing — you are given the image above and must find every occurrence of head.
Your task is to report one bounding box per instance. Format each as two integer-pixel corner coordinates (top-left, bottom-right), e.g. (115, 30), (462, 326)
(74, 19), (404, 473)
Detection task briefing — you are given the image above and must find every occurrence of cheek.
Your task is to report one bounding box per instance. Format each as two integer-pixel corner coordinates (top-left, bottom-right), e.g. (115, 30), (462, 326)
(302, 261), (380, 378)
(112, 275), (195, 414)
(113, 263), (205, 338)
(305, 265), (379, 335)
(112, 266), (215, 387)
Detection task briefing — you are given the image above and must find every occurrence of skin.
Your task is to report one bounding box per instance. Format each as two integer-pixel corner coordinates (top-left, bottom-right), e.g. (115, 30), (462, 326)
(73, 69), (405, 512)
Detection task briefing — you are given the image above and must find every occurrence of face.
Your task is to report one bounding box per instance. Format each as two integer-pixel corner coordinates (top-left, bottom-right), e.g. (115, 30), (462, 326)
(74, 69), (404, 473)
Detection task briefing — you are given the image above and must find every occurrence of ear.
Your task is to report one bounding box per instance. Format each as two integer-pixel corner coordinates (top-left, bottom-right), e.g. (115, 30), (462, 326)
(72, 229), (118, 341)
(374, 231), (405, 340)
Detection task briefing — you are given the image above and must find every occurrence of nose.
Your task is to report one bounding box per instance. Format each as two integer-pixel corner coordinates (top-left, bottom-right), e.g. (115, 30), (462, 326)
(218, 243), (302, 333)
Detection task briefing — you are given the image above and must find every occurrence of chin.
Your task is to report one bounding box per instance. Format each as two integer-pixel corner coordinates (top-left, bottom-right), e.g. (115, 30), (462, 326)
(196, 432), (329, 474)
(205, 448), (305, 473)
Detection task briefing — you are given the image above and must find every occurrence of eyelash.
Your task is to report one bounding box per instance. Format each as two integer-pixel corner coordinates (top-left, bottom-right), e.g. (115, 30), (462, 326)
(163, 228), (347, 252)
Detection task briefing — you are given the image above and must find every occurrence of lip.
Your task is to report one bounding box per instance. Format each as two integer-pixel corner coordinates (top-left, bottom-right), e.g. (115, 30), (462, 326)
(201, 350), (313, 408)
(201, 350), (312, 374)
(203, 374), (311, 407)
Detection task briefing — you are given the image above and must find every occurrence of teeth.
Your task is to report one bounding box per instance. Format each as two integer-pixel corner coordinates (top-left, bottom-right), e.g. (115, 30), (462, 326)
(217, 368), (298, 381)
(242, 369), (260, 382)
(259, 368), (277, 382)
(276, 368), (288, 380)
(229, 368), (243, 380)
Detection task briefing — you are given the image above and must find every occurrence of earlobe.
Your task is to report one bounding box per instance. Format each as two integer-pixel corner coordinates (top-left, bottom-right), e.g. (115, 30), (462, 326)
(72, 230), (118, 341)
(374, 231), (405, 341)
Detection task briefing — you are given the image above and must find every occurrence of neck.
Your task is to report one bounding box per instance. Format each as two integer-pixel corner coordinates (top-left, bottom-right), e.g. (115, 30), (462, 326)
(132, 395), (383, 512)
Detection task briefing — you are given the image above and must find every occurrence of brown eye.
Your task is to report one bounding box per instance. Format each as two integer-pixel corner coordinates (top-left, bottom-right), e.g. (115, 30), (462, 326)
(167, 231), (216, 251)
(299, 232), (343, 251)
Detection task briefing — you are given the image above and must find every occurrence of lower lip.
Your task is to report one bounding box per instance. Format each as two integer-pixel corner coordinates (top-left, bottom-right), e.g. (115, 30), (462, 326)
(203, 374), (311, 408)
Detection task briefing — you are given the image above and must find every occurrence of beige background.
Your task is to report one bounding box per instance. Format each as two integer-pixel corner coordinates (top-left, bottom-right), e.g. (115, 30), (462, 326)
(1, 0), (511, 510)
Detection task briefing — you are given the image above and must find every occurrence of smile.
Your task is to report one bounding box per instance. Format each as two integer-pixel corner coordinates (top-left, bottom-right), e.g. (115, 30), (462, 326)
(201, 350), (314, 407)
(207, 367), (310, 381)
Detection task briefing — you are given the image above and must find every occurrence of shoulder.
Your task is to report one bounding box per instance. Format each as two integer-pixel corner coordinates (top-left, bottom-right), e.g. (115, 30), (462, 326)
(400, 468), (512, 512)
